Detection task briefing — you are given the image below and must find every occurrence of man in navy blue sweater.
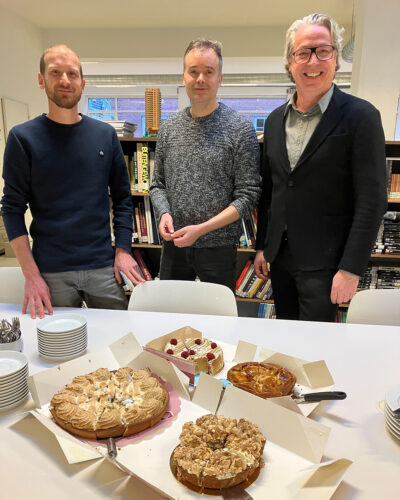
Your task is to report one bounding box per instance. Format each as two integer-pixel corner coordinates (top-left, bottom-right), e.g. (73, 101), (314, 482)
(1, 44), (144, 318)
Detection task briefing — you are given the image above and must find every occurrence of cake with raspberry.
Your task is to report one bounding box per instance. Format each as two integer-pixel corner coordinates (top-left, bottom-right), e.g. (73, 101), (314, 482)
(171, 414), (266, 490)
(164, 337), (224, 375)
(50, 367), (169, 439)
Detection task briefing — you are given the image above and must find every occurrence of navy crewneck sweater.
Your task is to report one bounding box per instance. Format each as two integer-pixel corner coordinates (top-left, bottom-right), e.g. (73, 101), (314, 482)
(1, 114), (132, 272)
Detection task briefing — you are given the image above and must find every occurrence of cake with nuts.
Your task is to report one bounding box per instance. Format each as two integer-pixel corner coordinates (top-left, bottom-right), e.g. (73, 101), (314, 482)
(171, 414), (266, 490)
(50, 367), (169, 439)
(164, 337), (224, 375)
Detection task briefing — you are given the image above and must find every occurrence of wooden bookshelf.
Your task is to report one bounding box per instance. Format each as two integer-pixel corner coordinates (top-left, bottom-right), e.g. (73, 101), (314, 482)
(119, 138), (400, 320)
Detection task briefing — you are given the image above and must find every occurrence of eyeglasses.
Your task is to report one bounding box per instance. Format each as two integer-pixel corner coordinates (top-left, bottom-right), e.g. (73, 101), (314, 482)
(291, 45), (335, 64)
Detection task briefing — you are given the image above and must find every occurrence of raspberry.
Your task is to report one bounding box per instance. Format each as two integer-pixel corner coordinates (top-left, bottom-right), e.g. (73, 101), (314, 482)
(189, 350), (195, 356)
(211, 342), (217, 349)
(166, 349), (174, 355)
(194, 338), (202, 345)
(170, 338), (178, 345)
(181, 351), (189, 359)
(206, 353), (215, 360)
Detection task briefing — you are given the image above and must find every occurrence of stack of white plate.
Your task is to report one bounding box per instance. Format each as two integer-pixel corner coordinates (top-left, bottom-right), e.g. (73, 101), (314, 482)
(0, 351), (29, 412)
(384, 385), (400, 441)
(37, 313), (87, 362)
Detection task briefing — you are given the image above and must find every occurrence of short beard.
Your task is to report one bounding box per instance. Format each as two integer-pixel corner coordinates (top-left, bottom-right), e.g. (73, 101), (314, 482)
(48, 92), (81, 109)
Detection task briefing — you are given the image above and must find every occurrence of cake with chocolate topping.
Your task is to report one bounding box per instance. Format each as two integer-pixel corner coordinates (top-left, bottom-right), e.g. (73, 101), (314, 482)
(172, 414), (266, 490)
(50, 367), (169, 439)
(164, 337), (224, 375)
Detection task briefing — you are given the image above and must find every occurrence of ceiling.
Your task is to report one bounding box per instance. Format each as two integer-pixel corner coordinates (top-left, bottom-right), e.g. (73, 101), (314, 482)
(0, 0), (353, 29)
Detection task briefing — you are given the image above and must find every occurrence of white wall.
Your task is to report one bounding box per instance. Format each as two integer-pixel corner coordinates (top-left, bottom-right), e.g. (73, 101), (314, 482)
(351, 0), (400, 139)
(0, 5), (46, 228)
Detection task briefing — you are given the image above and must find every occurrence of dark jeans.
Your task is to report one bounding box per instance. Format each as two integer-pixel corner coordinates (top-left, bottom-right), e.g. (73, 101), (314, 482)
(269, 236), (338, 322)
(159, 242), (237, 292)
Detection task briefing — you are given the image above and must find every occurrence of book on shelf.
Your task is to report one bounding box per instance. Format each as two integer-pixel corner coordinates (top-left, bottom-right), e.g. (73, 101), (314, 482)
(133, 152), (139, 192)
(149, 150), (155, 185)
(137, 201), (148, 243)
(137, 143), (143, 192)
(124, 155), (131, 184)
(144, 196), (154, 244)
(132, 249), (153, 281)
(132, 209), (139, 243)
(236, 263), (255, 297)
(134, 205), (142, 243)
(141, 144), (150, 193)
(235, 258), (252, 291)
(258, 302), (276, 319)
(120, 271), (134, 292)
(151, 204), (160, 245)
(240, 267), (258, 298)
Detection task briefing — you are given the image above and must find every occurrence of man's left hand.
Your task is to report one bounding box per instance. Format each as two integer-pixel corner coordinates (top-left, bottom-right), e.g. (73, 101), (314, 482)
(114, 248), (145, 285)
(330, 270), (359, 304)
(171, 225), (203, 248)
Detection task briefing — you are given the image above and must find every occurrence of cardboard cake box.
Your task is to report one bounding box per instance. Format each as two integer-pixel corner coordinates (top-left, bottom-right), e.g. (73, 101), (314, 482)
(145, 326), (336, 417)
(25, 332), (351, 499)
(144, 325), (219, 383)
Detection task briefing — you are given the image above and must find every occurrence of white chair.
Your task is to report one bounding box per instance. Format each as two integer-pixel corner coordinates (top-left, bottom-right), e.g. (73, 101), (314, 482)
(0, 266), (25, 304)
(128, 280), (238, 316)
(346, 289), (400, 326)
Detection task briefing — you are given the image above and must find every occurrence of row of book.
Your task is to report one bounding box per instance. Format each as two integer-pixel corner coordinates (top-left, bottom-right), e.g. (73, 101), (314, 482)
(257, 303), (276, 319)
(358, 263), (400, 290)
(239, 210), (257, 249)
(235, 259), (273, 300)
(124, 142), (155, 194)
(372, 215), (400, 255)
(132, 198), (160, 245)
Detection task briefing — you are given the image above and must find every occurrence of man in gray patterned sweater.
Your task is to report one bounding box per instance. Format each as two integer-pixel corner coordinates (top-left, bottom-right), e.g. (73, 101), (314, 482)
(150, 39), (260, 291)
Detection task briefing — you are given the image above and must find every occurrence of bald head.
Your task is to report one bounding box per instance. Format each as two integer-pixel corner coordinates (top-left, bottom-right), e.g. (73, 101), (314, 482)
(40, 45), (83, 79)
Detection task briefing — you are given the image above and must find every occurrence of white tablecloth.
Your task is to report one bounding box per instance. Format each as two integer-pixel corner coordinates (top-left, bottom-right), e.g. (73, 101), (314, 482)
(0, 303), (399, 499)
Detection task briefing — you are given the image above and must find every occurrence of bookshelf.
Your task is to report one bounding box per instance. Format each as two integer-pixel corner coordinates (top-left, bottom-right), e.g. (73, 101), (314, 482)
(119, 137), (400, 319)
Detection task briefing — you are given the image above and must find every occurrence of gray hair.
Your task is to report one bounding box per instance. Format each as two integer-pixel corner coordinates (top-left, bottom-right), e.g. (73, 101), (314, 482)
(284, 13), (344, 80)
(183, 38), (223, 72)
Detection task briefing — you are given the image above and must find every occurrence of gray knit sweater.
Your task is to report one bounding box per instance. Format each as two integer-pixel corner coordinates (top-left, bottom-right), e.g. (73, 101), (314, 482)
(150, 103), (261, 247)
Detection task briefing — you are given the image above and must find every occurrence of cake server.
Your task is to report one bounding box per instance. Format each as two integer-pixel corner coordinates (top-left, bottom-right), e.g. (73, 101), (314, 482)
(294, 391), (347, 403)
(221, 486), (253, 500)
(107, 437), (117, 459)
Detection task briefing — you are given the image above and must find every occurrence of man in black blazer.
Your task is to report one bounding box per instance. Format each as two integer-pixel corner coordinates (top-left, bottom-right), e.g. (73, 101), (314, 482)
(255, 13), (387, 322)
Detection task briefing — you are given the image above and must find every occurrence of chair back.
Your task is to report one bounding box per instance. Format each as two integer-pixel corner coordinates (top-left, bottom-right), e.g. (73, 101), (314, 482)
(128, 280), (238, 317)
(346, 289), (400, 326)
(0, 266), (25, 304)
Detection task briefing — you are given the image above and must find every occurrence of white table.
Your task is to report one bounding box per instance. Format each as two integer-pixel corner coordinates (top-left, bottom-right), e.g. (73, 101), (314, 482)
(0, 303), (399, 499)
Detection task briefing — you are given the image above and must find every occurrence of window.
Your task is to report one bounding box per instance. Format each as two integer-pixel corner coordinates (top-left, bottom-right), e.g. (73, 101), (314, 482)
(218, 97), (286, 129)
(87, 97), (179, 136)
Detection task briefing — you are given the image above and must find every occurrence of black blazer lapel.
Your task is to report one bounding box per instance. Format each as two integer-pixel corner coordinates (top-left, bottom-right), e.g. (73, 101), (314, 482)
(275, 106), (291, 174)
(295, 86), (347, 169)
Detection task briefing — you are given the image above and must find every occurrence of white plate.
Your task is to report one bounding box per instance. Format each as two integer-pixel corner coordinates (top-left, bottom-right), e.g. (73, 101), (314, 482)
(0, 366), (28, 386)
(37, 325), (86, 336)
(39, 349), (87, 363)
(36, 313), (87, 333)
(37, 334), (87, 346)
(0, 352), (28, 377)
(385, 418), (400, 440)
(384, 406), (400, 430)
(385, 385), (400, 414)
(0, 385), (29, 404)
(37, 332), (87, 343)
(0, 376), (28, 393)
(0, 392), (30, 413)
(38, 344), (87, 356)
